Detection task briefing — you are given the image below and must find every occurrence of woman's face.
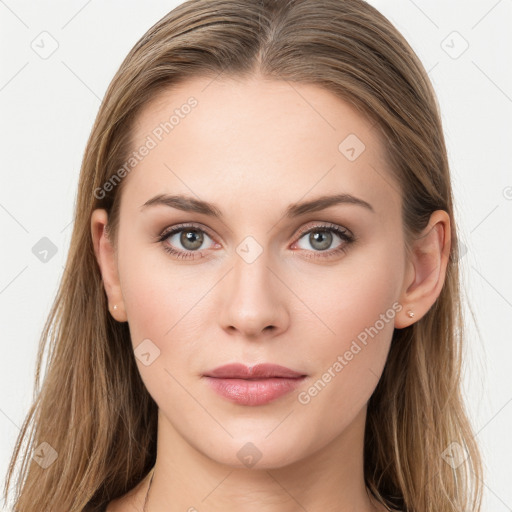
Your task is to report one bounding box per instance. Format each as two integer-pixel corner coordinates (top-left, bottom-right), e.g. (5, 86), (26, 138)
(107, 76), (411, 468)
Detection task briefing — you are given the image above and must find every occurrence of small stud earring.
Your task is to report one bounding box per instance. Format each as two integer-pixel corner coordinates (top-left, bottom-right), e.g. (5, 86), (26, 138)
(407, 310), (415, 318)
(113, 304), (118, 311)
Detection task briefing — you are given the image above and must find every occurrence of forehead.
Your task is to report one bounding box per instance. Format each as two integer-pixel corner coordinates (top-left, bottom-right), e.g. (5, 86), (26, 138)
(120, 75), (400, 217)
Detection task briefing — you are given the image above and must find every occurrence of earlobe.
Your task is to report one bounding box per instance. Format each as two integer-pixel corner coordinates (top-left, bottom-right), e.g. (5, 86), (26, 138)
(394, 210), (451, 329)
(90, 209), (127, 322)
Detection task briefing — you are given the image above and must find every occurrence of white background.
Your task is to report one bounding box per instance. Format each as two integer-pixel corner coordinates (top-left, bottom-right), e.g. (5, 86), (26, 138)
(0, 1), (511, 510)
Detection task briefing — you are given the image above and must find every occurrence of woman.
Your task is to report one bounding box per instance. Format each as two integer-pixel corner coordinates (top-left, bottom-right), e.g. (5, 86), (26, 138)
(3, 0), (484, 511)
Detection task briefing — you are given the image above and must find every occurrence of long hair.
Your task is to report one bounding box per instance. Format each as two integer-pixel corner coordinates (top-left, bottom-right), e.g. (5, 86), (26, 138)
(3, 1), (484, 510)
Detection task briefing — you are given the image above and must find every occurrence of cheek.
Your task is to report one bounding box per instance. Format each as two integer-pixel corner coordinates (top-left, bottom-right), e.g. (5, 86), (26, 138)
(293, 242), (403, 405)
(296, 235), (403, 338)
(117, 238), (203, 349)
(117, 246), (212, 414)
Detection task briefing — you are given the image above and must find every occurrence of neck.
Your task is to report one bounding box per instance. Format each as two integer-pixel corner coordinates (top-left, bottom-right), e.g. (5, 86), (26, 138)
(143, 406), (384, 512)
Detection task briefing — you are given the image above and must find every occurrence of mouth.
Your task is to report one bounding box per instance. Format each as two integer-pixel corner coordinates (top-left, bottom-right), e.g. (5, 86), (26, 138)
(202, 363), (307, 406)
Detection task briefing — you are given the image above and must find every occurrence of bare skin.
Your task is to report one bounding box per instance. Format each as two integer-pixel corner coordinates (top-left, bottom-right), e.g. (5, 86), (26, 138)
(94, 75), (450, 512)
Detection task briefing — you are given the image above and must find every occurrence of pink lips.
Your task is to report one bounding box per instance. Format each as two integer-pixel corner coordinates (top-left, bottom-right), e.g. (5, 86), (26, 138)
(203, 363), (307, 406)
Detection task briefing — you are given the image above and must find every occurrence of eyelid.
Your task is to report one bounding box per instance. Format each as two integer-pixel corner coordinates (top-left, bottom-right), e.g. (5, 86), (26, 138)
(293, 221), (353, 240)
(157, 222), (217, 242)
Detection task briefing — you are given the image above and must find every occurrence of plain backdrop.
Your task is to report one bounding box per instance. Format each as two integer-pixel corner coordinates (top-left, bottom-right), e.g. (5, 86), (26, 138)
(0, 1), (511, 510)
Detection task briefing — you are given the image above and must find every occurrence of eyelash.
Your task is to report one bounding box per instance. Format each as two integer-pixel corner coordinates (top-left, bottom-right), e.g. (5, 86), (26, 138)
(156, 222), (355, 261)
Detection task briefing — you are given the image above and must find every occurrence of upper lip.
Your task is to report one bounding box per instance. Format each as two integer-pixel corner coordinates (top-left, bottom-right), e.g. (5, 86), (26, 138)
(204, 363), (306, 379)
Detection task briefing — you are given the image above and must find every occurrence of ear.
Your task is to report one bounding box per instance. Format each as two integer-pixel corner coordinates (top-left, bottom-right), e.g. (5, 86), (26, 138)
(394, 210), (451, 329)
(90, 209), (127, 322)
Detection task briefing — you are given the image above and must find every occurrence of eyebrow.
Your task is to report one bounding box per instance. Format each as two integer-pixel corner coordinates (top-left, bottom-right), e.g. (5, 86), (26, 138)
(140, 193), (374, 218)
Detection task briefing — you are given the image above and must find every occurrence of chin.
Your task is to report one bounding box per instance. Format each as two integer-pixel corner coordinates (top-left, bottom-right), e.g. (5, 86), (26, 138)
(201, 432), (308, 470)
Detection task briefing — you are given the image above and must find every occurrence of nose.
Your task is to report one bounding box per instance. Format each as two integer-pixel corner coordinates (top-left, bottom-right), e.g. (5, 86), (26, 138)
(218, 248), (290, 339)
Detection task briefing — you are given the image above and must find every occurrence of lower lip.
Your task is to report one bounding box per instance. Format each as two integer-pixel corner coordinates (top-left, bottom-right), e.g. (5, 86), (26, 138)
(204, 376), (306, 406)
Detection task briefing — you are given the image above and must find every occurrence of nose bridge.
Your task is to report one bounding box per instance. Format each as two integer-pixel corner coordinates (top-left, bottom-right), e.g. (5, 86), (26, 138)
(233, 240), (271, 292)
(218, 234), (288, 336)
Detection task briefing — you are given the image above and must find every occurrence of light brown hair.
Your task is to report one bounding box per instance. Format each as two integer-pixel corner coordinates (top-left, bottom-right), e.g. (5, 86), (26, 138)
(4, 1), (484, 510)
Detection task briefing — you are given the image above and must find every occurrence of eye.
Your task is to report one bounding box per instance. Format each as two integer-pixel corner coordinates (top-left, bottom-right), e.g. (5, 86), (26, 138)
(292, 223), (355, 259)
(157, 223), (217, 260)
